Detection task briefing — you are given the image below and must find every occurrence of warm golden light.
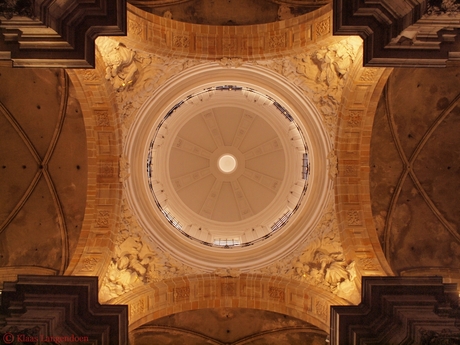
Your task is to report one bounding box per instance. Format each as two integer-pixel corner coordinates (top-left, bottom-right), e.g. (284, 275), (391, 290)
(218, 154), (237, 173)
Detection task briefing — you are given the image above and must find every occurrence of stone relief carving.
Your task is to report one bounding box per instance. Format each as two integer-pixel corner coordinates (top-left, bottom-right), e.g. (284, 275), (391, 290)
(97, 38), (138, 92)
(96, 37), (202, 137)
(128, 19), (143, 38)
(268, 34), (286, 49)
(268, 286), (286, 302)
(214, 267), (241, 278)
(357, 257), (380, 271)
(327, 149), (338, 179)
(130, 299), (146, 317)
(278, 5), (294, 21)
(359, 68), (378, 82)
(94, 110), (110, 127)
(174, 286), (191, 301)
(95, 210), (110, 228)
(79, 257), (99, 273)
(94, 37), (362, 304)
(347, 210), (362, 226)
(347, 110), (363, 127)
(252, 198), (360, 304)
(221, 283), (236, 296)
(315, 19), (331, 38)
(218, 57), (244, 68)
(253, 37), (362, 140)
(97, 36), (360, 143)
(82, 69), (100, 82)
(172, 34), (189, 48)
(99, 199), (199, 302)
(315, 299), (328, 321)
(119, 154), (130, 182)
(427, 0), (460, 14)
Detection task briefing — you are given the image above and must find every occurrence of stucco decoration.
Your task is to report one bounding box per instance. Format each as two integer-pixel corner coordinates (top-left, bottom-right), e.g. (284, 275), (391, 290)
(253, 198), (360, 304)
(218, 57), (244, 68)
(97, 36), (354, 301)
(254, 36), (362, 139)
(427, 0), (460, 14)
(213, 267), (242, 278)
(96, 37), (202, 136)
(277, 4), (294, 20)
(99, 200), (200, 302)
(97, 36), (361, 141)
(119, 154), (130, 182)
(327, 149), (338, 179)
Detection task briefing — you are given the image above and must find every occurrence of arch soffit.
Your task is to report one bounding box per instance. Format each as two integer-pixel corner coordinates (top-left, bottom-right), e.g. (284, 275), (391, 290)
(113, 274), (349, 333)
(123, 3), (334, 60)
(65, 51), (123, 280)
(334, 52), (394, 276)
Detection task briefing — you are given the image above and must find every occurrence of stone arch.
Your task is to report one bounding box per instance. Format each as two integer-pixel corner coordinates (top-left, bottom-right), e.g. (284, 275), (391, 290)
(109, 274), (348, 333)
(334, 51), (394, 277)
(65, 51), (124, 281)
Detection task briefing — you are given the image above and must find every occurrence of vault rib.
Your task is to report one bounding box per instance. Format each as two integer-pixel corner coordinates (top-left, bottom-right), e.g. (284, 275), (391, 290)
(243, 137), (283, 160)
(232, 112), (256, 148)
(199, 178), (222, 219)
(383, 81), (413, 256)
(202, 110), (225, 148)
(172, 136), (212, 159)
(243, 168), (282, 193)
(383, 82), (460, 256)
(172, 167), (212, 192)
(44, 70), (70, 274)
(0, 100), (43, 234)
(231, 179), (254, 220)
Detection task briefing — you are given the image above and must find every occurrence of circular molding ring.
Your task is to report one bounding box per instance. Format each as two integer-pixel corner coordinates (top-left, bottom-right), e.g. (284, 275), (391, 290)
(125, 62), (332, 271)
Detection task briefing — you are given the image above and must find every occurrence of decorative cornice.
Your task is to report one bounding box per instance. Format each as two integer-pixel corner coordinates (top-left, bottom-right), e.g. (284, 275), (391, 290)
(0, 0), (126, 67)
(330, 276), (460, 344)
(125, 3), (333, 60)
(333, 0), (460, 67)
(0, 275), (128, 344)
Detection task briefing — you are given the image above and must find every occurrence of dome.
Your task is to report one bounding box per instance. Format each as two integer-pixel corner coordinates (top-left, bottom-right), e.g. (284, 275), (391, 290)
(148, 86), (308, 248)
(124, 63), (331, 271)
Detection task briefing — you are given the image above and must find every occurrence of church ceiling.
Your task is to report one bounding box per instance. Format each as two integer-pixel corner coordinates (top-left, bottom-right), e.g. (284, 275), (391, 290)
(128, 0), (327, 25)
(132, 308), (327, 345)
(0, 68), (87, 276)
(370, 66), (460, 276)
(3, 2), (460, 342)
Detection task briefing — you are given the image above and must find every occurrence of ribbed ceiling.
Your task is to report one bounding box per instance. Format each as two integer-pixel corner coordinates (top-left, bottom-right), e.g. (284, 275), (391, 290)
(169, 107), (285, 223)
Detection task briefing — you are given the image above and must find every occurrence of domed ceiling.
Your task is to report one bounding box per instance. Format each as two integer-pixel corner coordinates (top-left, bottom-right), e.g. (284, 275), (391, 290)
(124, 62), (331, 271)
(148, 87), (307, 248)
(169, 106), (286, 223)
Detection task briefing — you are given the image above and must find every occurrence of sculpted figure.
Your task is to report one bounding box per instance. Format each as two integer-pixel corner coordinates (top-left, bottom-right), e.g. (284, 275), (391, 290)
(278, 5), (293, 20)
(97, 37), (139, 91)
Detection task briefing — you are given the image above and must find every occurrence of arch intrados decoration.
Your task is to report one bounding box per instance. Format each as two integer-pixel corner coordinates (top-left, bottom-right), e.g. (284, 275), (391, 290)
(115, 274), (347, 333)
(333, 52), (393, 276)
